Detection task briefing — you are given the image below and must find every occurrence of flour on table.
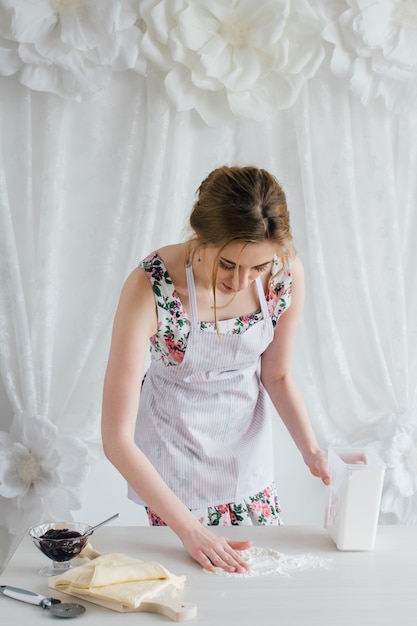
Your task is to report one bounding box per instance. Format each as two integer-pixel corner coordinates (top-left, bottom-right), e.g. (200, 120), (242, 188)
(205, 546), (331, 578)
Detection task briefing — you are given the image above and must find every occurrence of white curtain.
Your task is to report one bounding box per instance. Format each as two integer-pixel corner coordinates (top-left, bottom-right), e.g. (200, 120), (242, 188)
(1, 0), (417, 571)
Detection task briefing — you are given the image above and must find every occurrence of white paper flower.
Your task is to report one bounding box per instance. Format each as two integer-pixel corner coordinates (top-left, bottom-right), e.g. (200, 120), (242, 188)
(0, 0), (145, 100)
(139, 0), (325, 125)
(0, 412), (89, 531)
(370, 416), (417, 523)
(323, 0), (417, 113)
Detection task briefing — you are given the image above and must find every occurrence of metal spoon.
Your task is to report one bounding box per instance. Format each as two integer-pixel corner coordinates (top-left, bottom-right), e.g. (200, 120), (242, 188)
(82, 513), (119, 537)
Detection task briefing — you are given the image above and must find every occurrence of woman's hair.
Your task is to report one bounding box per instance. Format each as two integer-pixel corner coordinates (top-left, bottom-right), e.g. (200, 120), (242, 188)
(187, 165), (295, 323)
(188, 165), (294, 262)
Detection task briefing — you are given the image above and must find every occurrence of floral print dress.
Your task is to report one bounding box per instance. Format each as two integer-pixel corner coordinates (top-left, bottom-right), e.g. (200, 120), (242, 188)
(140, 251), (292, 527)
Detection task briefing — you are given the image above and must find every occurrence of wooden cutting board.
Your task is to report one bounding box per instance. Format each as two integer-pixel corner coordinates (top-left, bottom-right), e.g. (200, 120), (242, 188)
(48, 578), (197, 621)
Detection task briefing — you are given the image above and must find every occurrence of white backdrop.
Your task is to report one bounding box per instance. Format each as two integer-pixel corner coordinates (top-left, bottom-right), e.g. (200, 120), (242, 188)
(1, 0), (417, 571)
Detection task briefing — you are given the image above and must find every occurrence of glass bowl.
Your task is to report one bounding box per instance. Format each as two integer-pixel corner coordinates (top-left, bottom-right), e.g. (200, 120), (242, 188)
(29, 521), (92, 577)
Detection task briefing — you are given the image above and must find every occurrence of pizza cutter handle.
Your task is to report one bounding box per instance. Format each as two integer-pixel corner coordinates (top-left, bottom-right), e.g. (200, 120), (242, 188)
(0, 585), (58, 608)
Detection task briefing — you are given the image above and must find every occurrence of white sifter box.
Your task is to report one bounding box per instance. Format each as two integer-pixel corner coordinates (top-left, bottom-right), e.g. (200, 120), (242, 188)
(325, 446), (385, 551)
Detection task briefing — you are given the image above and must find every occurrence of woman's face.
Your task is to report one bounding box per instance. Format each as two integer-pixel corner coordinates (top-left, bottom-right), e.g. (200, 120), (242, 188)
(204, 241), (276, 294)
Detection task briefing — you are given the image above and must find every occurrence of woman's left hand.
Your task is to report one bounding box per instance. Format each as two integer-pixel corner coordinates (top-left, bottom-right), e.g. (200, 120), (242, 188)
(305, 449), (331, 485)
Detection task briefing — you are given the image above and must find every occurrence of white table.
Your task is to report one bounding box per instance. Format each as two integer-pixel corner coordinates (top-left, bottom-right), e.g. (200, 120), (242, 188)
(0, 525), (415, 625)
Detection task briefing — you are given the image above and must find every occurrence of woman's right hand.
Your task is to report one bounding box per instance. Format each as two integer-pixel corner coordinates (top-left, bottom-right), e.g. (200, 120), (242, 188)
(179, 524), (252, 574)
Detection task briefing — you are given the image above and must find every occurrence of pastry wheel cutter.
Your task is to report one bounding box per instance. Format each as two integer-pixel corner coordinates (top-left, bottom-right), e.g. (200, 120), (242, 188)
(0, 585), (86, 618)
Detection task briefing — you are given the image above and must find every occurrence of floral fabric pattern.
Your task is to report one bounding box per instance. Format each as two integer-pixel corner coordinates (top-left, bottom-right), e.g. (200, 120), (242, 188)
(139, 251), (292, 366)
(146, 483), (281, 527)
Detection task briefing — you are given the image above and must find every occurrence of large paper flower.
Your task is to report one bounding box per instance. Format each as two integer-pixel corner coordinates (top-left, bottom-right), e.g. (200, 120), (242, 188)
(370, 416), (417, 523)
(0, 0), (144, 100)
(323, 0), (417, 113)
(0, 412), (89, 532)
(139, 0), (325, 125)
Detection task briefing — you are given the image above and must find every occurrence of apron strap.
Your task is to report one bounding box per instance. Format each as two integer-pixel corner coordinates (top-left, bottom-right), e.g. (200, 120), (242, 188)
(255, 276), (270, 320)
(185, 264), (199, 329)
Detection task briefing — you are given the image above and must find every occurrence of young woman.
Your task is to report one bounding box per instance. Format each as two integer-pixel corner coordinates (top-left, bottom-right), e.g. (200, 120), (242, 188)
(102, 165), (329, 574)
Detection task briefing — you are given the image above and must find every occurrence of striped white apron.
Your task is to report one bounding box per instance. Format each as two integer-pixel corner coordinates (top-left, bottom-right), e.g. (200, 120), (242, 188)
(129, 264), (275, 509)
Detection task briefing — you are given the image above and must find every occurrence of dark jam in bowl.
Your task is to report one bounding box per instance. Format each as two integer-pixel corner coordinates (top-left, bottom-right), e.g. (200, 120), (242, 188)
(37, 528), (88, 562)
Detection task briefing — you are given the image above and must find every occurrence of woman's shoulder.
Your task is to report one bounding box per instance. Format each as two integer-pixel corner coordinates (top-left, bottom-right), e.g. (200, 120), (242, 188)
(148, 243), (189, 294)
(139, 249), (165, 272)
(138, 244), (189, 307)
(157, 243), (189, 270)
(139, 243), (186, 269)
(137, 250), (173, 301)
(266, 254), (298, 324)
(269, 254), (293, 286)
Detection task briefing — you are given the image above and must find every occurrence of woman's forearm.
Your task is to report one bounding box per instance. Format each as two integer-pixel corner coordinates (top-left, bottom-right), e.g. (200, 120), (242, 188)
(263, 373), (330, 484)
(101, 428), (201, 536)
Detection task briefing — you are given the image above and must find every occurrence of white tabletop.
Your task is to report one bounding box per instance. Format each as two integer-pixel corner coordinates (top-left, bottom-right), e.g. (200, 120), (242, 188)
(0, 525), (415, 625)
